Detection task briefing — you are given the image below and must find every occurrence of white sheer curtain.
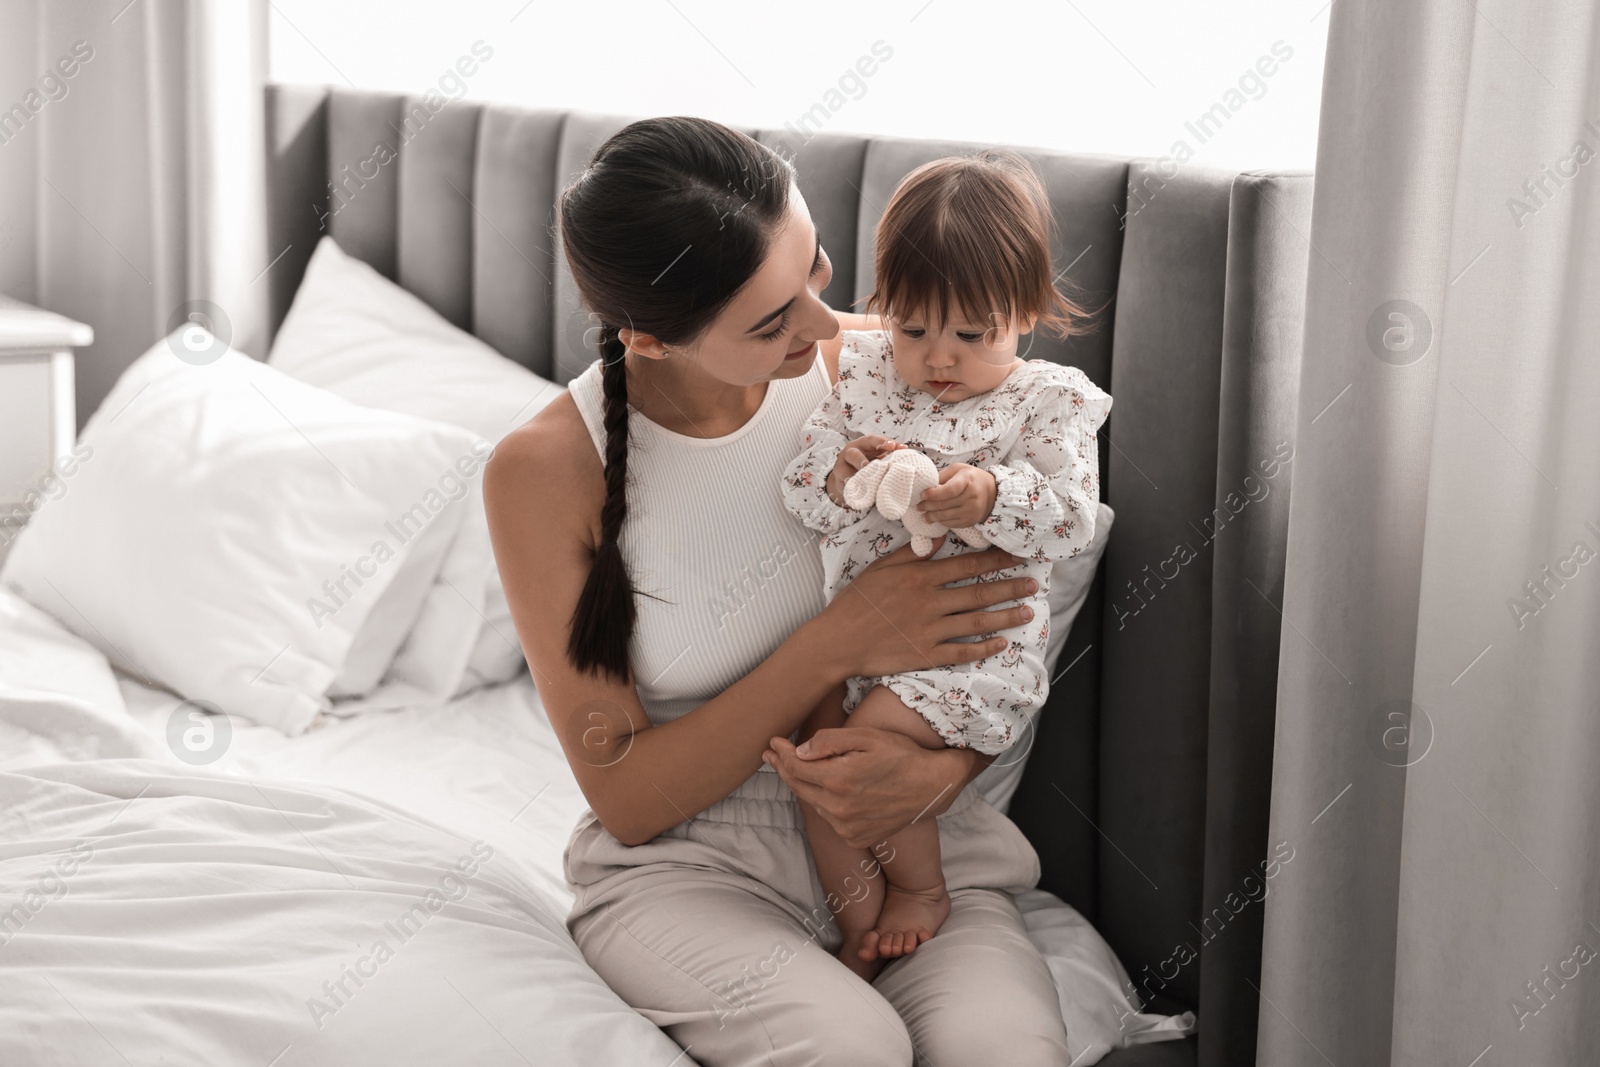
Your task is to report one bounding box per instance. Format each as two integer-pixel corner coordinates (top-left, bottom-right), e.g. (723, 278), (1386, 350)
(29, 0), (268, 425)
(1259, 0), (1600, 1063)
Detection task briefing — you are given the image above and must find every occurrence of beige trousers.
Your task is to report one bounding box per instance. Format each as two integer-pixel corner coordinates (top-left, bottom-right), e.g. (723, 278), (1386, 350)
(564, 768), (1070, 1066)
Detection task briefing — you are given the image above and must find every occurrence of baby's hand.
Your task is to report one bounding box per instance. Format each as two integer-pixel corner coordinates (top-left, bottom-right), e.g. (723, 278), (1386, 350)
(827, 436), (902, 507)
(917, 463), (997, 528)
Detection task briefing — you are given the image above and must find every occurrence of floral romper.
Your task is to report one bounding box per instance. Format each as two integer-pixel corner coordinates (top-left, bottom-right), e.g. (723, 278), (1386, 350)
(781, 329), (1112, 754)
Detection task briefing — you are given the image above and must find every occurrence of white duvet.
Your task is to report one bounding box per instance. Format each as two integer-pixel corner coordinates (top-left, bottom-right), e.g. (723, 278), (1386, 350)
(0, 590), (1192, 1065)
(0, 761), (681, 1067)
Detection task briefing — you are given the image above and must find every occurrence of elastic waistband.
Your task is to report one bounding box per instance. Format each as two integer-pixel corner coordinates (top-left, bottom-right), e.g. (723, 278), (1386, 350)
(686, 765), (978, 832)
(691, 766), (805, 830)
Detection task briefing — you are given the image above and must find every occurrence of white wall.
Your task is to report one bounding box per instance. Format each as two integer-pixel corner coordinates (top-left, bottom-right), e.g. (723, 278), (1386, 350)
(268, 0), (1328, 172)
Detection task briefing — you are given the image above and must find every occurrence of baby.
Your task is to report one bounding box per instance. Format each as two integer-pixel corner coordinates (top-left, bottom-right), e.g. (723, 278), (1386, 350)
(781, 151), (1112, 978)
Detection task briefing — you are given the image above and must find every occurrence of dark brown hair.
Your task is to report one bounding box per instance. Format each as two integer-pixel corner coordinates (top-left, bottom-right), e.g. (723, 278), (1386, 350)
(864, 151), (1092, 338)
(558, 117), (795, 680)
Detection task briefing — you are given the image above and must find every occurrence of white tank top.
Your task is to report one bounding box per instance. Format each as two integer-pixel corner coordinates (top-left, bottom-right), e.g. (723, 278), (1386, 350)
(568, 357), (830, 727)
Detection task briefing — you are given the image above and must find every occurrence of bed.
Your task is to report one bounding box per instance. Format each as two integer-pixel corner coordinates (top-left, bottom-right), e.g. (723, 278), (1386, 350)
(0, 85), (1315, 1066)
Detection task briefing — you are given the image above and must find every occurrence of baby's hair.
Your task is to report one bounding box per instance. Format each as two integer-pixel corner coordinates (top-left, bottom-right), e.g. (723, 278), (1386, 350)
(863, 151), (1094, 340)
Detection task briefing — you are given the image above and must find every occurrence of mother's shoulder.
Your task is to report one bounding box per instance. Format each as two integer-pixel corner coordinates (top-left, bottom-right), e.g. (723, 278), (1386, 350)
(486, 391), (602, 501)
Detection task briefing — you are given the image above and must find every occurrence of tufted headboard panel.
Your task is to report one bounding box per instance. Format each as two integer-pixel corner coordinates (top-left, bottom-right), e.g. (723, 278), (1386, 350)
(265, 84), (1313, 1067)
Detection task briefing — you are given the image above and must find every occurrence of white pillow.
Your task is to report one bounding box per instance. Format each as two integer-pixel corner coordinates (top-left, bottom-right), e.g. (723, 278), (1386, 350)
(326, 457), (470, 699)
(1015, 886), (1196, 1064)
(268, 236), (563, 443)
(975, 501), (1114, 813)
(0, 331), (490, 735)
(269, 236), (561, 689)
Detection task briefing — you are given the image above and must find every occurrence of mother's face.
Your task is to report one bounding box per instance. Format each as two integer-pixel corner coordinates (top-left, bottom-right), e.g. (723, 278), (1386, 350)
(678, 186), (840, 386)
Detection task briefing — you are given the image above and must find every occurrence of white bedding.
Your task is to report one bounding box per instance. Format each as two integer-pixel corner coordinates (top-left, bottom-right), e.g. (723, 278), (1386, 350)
(0, 760), (685, 1067)
(0, 590), (1192, 1065)
(114, 667), (587, 919)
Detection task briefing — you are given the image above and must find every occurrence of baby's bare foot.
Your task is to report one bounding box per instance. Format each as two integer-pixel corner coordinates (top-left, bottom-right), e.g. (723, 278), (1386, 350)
(836, 930), (886, 981)
(866, 883), (951, 959)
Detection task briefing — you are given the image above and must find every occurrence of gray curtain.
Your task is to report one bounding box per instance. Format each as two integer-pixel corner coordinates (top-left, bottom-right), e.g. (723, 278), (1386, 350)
(1257, 0), (1600, 1063)
(0, 0), (268, 426)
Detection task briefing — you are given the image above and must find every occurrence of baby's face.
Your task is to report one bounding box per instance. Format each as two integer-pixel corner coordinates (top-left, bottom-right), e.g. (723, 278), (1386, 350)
(888, 306), (1033, 404)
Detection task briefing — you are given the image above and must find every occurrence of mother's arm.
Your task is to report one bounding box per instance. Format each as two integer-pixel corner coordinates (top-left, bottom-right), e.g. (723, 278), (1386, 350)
(765, 726), (994, 850)
(484, 394), (1037, 847)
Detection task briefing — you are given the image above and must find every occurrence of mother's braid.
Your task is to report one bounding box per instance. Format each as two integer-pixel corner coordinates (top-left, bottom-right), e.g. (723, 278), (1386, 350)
(565, 331), (636, 679)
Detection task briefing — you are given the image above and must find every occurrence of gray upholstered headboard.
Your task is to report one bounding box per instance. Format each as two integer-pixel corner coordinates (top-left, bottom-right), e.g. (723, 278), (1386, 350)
(265, 84), (1312, 1067)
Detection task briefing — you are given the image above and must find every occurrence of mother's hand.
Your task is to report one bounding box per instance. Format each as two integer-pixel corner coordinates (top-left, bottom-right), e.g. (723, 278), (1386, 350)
(763, 727), (980, 848)
(808, 540), (1037, 683)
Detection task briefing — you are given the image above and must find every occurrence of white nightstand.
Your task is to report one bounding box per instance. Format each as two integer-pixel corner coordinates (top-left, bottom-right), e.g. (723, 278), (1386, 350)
(0, 295), (92, 566)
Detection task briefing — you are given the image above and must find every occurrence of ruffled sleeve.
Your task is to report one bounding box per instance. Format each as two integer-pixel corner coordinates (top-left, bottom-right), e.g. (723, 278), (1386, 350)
(975, 365), (1111, 562)
(781, 378), (869, 537)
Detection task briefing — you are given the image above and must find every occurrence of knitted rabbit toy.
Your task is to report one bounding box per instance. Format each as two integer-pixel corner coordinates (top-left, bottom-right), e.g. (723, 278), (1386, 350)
(843, 448), (990, 557)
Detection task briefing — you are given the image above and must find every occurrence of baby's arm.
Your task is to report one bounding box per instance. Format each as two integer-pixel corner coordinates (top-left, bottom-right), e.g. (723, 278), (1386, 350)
(781, 386), (857, 534)
(782, 389), (899, 535)
(847, 686), (946, 752)
(974, 371), (1111, 563)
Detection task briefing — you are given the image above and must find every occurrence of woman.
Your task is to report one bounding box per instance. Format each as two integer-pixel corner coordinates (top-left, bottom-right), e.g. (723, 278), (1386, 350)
(484, 116), (1070, 1065)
